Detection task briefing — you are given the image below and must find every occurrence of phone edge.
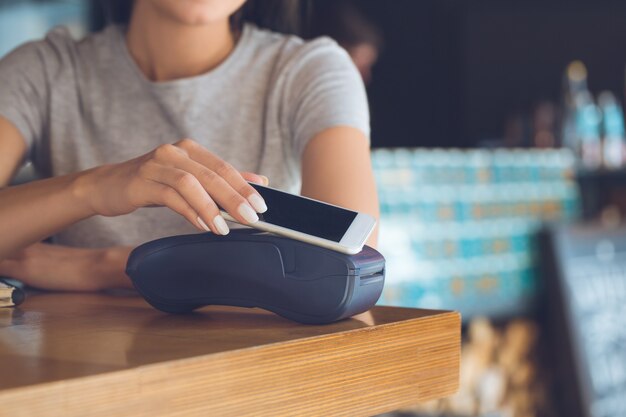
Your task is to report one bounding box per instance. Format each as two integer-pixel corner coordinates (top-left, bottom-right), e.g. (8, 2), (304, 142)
(221, 212), (363, 255)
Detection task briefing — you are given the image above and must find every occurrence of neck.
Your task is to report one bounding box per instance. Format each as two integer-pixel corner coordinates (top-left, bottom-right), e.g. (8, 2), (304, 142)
(126, 2), (235, 82)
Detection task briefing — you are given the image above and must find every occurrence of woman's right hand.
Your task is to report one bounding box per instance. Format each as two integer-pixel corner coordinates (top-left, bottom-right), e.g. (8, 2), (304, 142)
(73, 138), (268, 236)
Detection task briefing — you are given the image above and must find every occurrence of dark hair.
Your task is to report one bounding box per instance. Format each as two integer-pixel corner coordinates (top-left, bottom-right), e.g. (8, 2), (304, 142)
(309, 1), (382, 50)
(101, 0), (310, 36)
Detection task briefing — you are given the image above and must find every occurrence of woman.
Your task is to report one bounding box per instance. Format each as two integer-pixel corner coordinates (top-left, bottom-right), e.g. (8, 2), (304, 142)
(0, 0), (379, 291)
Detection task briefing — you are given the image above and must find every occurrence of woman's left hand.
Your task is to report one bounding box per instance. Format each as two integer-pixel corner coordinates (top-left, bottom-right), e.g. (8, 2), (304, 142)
(0, 243), (133, 291)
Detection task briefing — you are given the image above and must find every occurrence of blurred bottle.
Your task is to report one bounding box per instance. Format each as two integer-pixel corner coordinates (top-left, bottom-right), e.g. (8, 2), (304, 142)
(532, 101), (558, 148)
(598, 91), (626, 169)
(561, 60), (589, 151)
(575, 91), (603, 169)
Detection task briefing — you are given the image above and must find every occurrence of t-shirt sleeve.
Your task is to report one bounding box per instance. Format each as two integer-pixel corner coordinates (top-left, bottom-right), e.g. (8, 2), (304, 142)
(282, 38), (371, 157)
(0, 39), (52, 152)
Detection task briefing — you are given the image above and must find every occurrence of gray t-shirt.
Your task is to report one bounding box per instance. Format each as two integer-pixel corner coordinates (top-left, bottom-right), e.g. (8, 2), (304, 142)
(0, 24), (369, 248)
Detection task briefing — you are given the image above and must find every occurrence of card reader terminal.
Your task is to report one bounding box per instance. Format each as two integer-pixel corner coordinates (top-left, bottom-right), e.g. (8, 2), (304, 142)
(126, 229), (385, 324)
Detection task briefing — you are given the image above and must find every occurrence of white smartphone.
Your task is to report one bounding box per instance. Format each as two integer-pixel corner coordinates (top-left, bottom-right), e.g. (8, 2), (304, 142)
(220, 183), (376, 254)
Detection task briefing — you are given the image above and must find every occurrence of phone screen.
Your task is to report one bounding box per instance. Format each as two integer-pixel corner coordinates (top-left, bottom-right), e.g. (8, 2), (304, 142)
(250, 183), (358, 242)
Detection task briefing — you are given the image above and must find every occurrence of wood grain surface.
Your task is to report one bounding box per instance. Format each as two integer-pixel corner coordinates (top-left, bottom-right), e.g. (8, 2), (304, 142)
(0, 292), (460, 417)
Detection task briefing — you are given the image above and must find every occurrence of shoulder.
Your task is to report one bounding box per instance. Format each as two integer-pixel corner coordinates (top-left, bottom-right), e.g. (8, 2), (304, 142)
(0, 27), (76, 97)
(0, 27), (63, 73)
(44, 24), (117, 58)
(244, 24), (355, 78)
(0, 25), (110, 77)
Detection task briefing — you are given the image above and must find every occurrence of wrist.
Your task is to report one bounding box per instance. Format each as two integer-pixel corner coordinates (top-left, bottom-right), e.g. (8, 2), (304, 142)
(96, 246), (134, 289)
(68, 166), (106, 218)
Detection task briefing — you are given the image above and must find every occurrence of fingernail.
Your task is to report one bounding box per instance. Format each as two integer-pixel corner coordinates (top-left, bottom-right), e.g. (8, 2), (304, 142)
(197, 216), (210, 232)
(248, 194), (267, 213)
(213, 215), (230, 235)
(238, 203), (259, 223)
(260, 175), (269, 186)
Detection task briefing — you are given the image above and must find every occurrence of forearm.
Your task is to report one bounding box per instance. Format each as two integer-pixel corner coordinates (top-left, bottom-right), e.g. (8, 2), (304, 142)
(0, 243), (134, 291)
(0, 172), (94, 259)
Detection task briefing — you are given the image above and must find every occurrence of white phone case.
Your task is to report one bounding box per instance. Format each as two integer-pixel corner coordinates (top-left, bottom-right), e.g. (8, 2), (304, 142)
(220, 211), (376, 255)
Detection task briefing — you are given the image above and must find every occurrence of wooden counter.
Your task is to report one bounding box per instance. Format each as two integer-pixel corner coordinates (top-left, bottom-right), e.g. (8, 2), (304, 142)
(0, 292), (460, 417)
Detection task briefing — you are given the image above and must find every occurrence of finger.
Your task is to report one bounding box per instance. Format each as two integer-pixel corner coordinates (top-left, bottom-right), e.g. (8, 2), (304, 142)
(176, 140), (267, 215)
(184, 159), (262, 225)
(151, 143), (188, 167)
(241, 172), (269, 186)
(144, 166), (229, 235)
(161, 154), (262, 224)
(146, 182), (214, 233)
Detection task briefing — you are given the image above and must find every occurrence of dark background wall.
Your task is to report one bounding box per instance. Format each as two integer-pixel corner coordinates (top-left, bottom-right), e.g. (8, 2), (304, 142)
(352, 0), (626, 148)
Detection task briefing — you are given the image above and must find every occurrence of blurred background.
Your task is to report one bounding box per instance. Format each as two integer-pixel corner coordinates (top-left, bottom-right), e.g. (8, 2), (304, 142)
(3, 0), (626, 416)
